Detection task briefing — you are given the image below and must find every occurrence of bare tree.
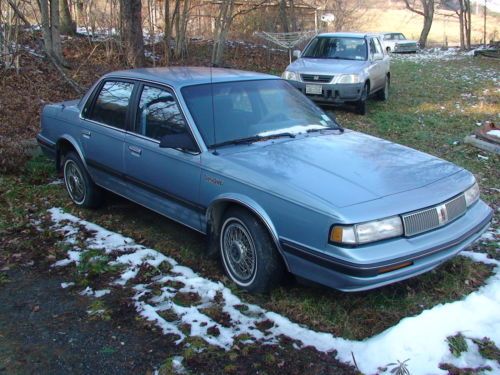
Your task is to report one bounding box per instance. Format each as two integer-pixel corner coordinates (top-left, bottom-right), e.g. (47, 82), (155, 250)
(455, 0), (471, 49)
(174, 0), (190, 58)
(212, 0), (270, 66)
(403, 0), (435, 48)
(39, 0), (66, 66)
(59, 0), (76, 35)
(6, 0), (30, 26)
(119, 0), (145, 67)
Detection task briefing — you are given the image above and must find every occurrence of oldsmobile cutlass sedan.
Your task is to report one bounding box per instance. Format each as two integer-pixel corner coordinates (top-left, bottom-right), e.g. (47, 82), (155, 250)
(37, 67), (492, 293)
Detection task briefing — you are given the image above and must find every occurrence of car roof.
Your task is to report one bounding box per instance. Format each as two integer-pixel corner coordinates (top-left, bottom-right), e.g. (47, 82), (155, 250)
(103, 67), (278, 89)
(316, 32), (377, 39)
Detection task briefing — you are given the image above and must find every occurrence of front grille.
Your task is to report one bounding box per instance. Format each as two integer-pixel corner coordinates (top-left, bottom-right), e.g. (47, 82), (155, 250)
(445, 194), (466, 222)
(402, 194), (467, 236)
(301, 74), (333, 83)
(396, 43), (417, 50)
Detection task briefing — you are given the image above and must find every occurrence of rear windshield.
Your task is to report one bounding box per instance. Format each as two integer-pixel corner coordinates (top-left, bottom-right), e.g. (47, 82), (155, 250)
(302, 37), (367, 61)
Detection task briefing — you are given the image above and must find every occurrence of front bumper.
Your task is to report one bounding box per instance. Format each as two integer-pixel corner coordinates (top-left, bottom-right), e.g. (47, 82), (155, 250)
(281, 200), (493, 292)
(287, 80), (364, 104)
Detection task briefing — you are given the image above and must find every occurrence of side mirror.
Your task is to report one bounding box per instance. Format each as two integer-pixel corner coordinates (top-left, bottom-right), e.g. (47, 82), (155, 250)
(159, 133), (197, 152)
(292, 50), (301, 59)
(373, 52), (384, 61)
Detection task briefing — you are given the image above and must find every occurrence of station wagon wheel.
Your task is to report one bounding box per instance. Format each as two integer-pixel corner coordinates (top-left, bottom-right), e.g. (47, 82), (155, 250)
(220, 207), (284, 293)
(63, 151), (102, 208)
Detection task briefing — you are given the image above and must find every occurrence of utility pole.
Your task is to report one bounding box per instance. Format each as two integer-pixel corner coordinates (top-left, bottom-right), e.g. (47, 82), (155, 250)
(483, 0), (487, 46)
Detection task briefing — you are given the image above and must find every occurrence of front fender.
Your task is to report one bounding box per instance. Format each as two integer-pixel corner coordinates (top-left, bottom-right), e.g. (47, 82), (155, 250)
(206, 193), (290, 270)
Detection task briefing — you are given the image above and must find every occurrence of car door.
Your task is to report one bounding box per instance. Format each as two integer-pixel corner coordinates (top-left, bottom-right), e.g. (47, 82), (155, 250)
(367, 37), (385, 92)
(124, 83), (203, 231)
(80, 79), (135, 195)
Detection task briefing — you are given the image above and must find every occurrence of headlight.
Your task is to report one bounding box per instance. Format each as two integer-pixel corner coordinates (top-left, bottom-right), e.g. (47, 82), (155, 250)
(464, 182), (480, 207)
(281, 71), (299, 81)
(336, 74), (361, 84)
(330, 216), (403, 245)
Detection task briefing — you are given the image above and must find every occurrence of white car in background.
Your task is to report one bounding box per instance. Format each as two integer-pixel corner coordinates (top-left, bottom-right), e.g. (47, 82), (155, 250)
(380, 33), (418, 53)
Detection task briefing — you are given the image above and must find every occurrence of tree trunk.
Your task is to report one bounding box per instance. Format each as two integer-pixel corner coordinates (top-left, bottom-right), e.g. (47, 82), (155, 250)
(212, 0), (234, 66)
(50, 0), (64, 64)
(279, 0), (289, 33)
(119, 0), (145, 67)
(60, 0), (76, 35)
(418, 0), (434, 48)
(174, 0), (189, 58)
(39, 0), (53, 56)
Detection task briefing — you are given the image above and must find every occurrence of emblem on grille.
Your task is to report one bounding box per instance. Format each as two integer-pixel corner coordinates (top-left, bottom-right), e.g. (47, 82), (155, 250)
(437, 204), (448, 225)
(314, 76), (319, 80)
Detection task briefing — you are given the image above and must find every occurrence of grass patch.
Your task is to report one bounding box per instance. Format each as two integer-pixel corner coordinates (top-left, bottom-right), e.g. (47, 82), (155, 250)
(447, 333), (468, 357)
(0, 273), (9, 286)
(472, 337), (500, 362)
(77, 249), (121, 279)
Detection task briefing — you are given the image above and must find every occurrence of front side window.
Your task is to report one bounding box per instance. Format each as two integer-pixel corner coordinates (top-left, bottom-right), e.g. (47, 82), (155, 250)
(302, 37), (367, 61)
(88, 81), (134, 129)
(182, 79), (340, 147)
(135, 85), (189, 141)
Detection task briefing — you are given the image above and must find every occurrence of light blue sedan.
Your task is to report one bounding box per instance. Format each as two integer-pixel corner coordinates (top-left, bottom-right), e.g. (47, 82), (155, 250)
(37, 67), (493, 293)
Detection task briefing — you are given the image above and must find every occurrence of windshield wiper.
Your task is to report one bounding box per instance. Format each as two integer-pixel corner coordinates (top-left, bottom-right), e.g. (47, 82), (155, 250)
(307, 124), (344, 134)
(211, 132), (296, 148)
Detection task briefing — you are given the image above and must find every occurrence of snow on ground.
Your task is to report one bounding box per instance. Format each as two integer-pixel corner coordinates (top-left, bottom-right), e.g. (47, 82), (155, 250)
(48, 207), (500, 374)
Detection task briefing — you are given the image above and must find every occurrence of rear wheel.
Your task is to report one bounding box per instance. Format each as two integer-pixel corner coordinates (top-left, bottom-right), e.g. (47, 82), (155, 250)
(377, 76), (390, 101)
(63, 151), (102, 208)
(355, 83), (369, 115)
(219, 207), (284, 293)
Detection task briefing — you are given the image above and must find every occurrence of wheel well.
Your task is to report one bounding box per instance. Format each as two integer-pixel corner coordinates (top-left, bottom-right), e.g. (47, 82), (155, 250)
(56, 139), (76, 171)
(386, 46), (391, 52)
(206, 201), (289, 270)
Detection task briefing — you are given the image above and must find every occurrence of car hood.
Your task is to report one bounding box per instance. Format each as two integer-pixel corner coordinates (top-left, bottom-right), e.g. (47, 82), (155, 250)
(218, 131), (463, 209)
(287, 58), (366, 75)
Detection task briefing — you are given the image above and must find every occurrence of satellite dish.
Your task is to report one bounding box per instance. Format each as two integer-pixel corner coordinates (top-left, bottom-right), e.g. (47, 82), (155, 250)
(321, 13), (335, 23)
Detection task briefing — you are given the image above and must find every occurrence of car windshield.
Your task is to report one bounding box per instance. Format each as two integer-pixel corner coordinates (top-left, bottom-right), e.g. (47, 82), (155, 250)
(302, 37), (367, 60)
(182, 79), (340, 148)
(386, 33), (407, 40)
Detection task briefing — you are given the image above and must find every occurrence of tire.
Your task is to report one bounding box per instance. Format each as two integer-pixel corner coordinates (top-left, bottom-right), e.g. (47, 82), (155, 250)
(355, 83), (369, 115)
(63, 151), (102, 208)
(376, 76), (390, 101)
(386, 47), (391, 54)
(219, 207), (284, 293)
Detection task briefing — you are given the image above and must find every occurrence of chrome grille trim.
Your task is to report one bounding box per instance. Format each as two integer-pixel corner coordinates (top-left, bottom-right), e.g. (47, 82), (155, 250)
(301, 74), (333, 83)
(403, 194), (467, 236)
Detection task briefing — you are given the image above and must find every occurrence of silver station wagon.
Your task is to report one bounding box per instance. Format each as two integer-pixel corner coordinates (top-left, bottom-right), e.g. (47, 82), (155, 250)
(282, 32), (390, 114)
(37, 67), (492, 293)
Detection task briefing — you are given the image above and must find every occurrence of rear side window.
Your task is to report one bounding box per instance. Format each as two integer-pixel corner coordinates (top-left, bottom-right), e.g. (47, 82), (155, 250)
(87, 81), (134, 129)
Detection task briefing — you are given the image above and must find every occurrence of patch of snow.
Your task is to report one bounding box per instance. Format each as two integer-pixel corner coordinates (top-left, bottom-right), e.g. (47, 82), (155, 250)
(487, 130), (500, 138)
(60, 282), (75, 289)
(79, 287), (111, 298)
(48, 179), (64, 185)
(48, 207), (500, 374)
(477, 154), (489, 160)
(258, 124), (327, 137)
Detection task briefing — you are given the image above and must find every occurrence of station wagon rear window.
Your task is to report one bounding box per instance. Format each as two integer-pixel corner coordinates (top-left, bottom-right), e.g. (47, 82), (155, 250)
(87, 81), (134, 129)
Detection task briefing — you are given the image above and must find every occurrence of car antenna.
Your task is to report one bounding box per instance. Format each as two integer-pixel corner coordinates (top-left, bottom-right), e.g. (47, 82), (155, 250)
(210, 63), (218, 156)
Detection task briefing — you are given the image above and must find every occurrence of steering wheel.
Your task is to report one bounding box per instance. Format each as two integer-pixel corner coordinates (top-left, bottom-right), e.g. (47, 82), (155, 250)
(257, 112), (290, 125)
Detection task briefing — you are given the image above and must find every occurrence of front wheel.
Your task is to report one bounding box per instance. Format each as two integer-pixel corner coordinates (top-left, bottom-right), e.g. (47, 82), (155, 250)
(63, 152), (102, 208)
(219, 207), (284, 293)
(355, 83), (369, 115)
